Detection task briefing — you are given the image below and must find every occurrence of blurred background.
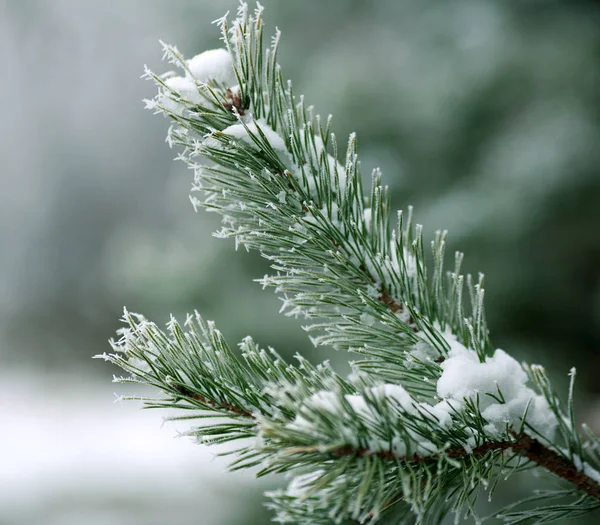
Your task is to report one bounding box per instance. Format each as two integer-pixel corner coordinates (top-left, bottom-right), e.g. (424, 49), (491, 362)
(1, 0), (599, 523)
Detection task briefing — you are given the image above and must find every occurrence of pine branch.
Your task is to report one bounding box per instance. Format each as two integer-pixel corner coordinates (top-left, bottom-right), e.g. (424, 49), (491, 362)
(298, 433), (600, 501)
(99, 3), (600, 524)
(98, 308), (600, 522)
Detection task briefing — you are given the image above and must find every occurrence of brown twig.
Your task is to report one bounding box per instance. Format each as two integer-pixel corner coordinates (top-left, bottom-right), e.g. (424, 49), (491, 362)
(378, 285), (402, 314)
(357, 264), (421, 335)
(290, 432), (600, 501)
(511, 432), (600, 500)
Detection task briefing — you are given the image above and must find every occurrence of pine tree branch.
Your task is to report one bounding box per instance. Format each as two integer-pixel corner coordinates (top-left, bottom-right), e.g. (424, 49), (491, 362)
(105, 4), (600, 523)
(100, 305), (600, 522)
(278, 432), (600, 501)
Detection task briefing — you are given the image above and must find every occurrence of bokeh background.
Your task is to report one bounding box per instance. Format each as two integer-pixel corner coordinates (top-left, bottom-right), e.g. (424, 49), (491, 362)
(1, 0), (599, 524)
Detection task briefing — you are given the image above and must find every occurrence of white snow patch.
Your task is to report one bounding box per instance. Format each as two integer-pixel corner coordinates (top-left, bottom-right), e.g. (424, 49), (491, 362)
(156, 75), (203, 114)
(164, 76), (202, 103)
(306, 390), (339, 413)
(186, 48), (236, 86)
(286, 470), (325, 498)
(345, 394), (369, 417)
(288, 325), (558, 458)
(370, 383), (416, 414)
(154, 49), (235, 115)
(436, 330), (557, 440)
(344, 384), (416, 424)
(420, 400), (455, 428)
(406, 340), (440, 365)
(288, 384), (442, 456)
(567, 453), (600, 485)
(204, 119), (286, 152)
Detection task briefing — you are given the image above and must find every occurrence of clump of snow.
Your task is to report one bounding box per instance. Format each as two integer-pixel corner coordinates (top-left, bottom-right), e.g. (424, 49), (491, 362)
(370, 384), (415, 413)
(286, 384), (444, 456)
(420, 400), (455, 428)
(306, 390), (339, 413)
(405, 340), (440, 367)
(343, 384), (417, 426)
(290, 386), (419, 429)
(436, 330), (558, 440)
(344, 394), (370, 419)
(165, 76), (203, 103)
(286, 470), (325, 498)
(203, 119), (287, 152)
(154, 75), (203, 115)
(186, 48), (236, 86)
(394, 307), (412, 325)
(155, 48), (235, 114)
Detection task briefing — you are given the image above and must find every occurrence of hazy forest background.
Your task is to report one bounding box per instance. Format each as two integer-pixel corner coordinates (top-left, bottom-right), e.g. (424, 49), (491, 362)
(1, 1), (599, 524)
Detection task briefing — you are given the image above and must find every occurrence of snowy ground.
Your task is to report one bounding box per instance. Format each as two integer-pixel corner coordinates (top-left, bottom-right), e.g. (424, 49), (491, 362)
(0, 372), (267, 525)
